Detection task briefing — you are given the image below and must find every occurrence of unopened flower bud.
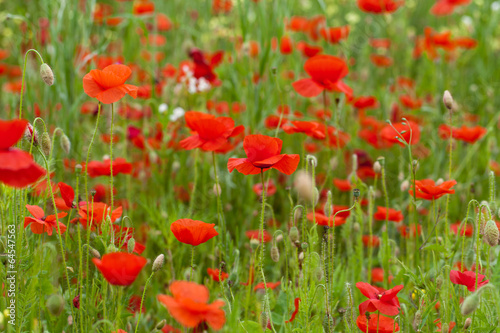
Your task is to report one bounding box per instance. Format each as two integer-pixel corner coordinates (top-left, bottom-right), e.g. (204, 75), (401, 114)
(127, 238), (136, 253)
(351, 153), (358, 173)
(156, 319), (167, 330)
(46, 294), (64, 316)
(213, 183), (221, 196)
(289, 226), (299, 242)
(353, 188), (360, 198)
(436, 275), (443, 290)
(353, 222), (360, 232)
(60, 133), (71, 154)
(106, 244), (118, 253)
(298, 251), (304, 261)
(483, 219), (499, 246)
(275, 234), (283, 243)
(443, 90), (454, 110)
(294, 170), (313, 202)
(401, 180), (410, 192)
(441, 323), (449, 333)
(41, 132), (51, 156)
(153, 254), (165, 272)
(373, 161), (381, 174)
(250, 238), (259, 250)
(436, 178), (444, 186)
(413, 310), (422, 328)
(464, 317), (472, 329)
(301, 242), (308, 250)
(40, 63), (54, 86)
(24, 123), (38, 145)
(412, 160), (419, 171)
(461, 292), (480, 315)
(75, 164), (82, 173)
(89, 247), (101, 259)
(271, 246), (280, 262)
(260, 311), (268, 330)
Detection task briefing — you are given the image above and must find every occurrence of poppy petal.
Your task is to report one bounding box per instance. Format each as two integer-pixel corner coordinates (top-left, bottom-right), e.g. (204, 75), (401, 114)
(292, 78), (324, 97)
(227, 158), (262, 175)
(0, 119), (28, 150)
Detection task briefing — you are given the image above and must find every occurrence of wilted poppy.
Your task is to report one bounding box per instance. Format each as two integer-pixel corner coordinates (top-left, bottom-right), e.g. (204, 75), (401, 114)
(0, 119), (45, 188)
(409, 179), (456, 200)
(228, 134), (300, 175)
(157, 281), (225, 330)
(292, 55), (352, 98)
(356, 314), (399, 333)
(24, 205), (67, 236)
(450, 270), (489, 292)
(356, 282), (403, 316)
(83, 64), (138, 104)
(92, 252), (147, 286)
(170, 219), (218, 246)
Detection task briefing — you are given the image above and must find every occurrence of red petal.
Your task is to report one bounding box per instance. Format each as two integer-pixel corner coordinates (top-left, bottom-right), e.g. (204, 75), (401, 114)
(0, 119), (28, 149)
(292, 78), (324, 97)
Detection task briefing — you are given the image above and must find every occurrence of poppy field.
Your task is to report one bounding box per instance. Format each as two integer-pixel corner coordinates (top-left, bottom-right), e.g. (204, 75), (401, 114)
(1, 0), (500, 332)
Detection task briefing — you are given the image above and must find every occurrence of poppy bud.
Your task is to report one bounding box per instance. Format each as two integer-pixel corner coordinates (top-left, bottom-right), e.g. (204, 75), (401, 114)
(213, 183), (221, 196)
(436, 275), (443, 290)
(60, 133), (71, 154)
(483, 219), (499, 246)
(75, 164), (82, 173)
(260, 311), (268, 331)
(89, 247), (101, 259)
(464, 317), (472, 329)
(24, 123), (39, 145)
(373, 161), (381, 174)
(436, 178), (444, 186)
(68, 315), (73, 325)
(307, 155), (318, 168)
(153, 254), (165, 272)
(443, 90), (454, 110)
(40, 63), (54, 86)
(301, 242), (308, 249)
(289, 226), (299, 242)
(293, 207), (302, 223)
(156, 320), (167, 330)
(41, 132), (51, 156)
(46, 294), (64, 316)
(353, 222), (360, 232)
(412, 159), (419, 171)
(250, 238), (260, 250)
(106, 244), (118, 253)
(294, 170), (314, 202)
(298, 252), (304, 261)
(441, 323), (449, 333)
(351, 153), (358, 173)
(461, 291), (480, 315)
(413, 310), (422, 329)
(127, 238), (136, 253)
(353, 188), (360, 198)
(271, 246), (279, 262)
(401, 180), (410, 192)
(275, 234), (283, 243)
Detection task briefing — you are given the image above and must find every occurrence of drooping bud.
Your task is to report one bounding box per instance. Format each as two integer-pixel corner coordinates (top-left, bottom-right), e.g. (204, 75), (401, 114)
(89, 246), (100, 259)
(483, 219), (499, 246)
(271, 246), (280, 262)
(46, 294), (64, 316)
(24, 123), (39, 145)
(106, 244), (118, 254)
(443, 90), (454, 110)
(41, 132), (51, 156)
(301, 242), (308, 250)
(60, 133), (71, 154)
(461, 291), (480, 315)
(289, 226), (299, 242)
(127, 238), (136, 253)
(156, 320), (167, 330)
(153, 254), (165, 272)
(40, 63), (54, 86)
(464, 317), (472, 330)
(436, 178), (444, 186)
(413, 310), (422, 329)
(351, 153), (358, 173)
(275, 234), (283, 243)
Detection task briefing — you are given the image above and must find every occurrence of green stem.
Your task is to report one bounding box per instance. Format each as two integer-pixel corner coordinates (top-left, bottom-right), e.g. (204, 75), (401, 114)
(189, 246), (195, 281)
(109, 103), (115, 210)
(134, 272), (155, 333)
(19, 49), (45, 119)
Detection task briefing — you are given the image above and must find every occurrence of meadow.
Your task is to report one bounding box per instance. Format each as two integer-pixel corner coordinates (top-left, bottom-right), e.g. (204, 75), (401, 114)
(1, 0), (500, 332)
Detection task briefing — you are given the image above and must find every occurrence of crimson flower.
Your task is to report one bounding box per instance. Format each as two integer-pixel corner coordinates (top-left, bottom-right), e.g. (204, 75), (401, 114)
(207, 268), (228, 282)
(409, 179), (457, 200)
(439, 124), (487, 143)
(254, 281), (281, 291)
(0, 119), (45, 188)
(24, 205), (67, 236)
(307, 211), (346, 227)
(356, 314), (400, 333)
(170, 219), (218, 246)
(357, 0), (403, 14)
(282, 120), (326, 139)
(431, 0), (471, 16)
(227, 134), (300, 175)
(373, 206), (404, 223)
(292, 55), (352, 98)
(55, 182), (76, 211)
(356, 282), (403, 316)
(87, 158), (133, 177)
(179, 111), (244, 151)
(157, 281), (225, 330)
(83, 64), (138, 104)
(245, 230), (272, 243)
(380, 121), (420, 147)
(450, 270), (489, 292)
(92, 252), (147, 286)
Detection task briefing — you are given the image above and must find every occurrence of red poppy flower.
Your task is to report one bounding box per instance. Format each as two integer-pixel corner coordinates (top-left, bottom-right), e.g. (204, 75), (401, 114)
(254, 281), (281, 291)
(399, 95), (423, 109)
(319, 25), (350, 44)
(380, 121), (420, 147)
(409, 179), (456, 200)
(55, 182), (76, 211)
(357, 0), (403, 13)
(442, 125), (487, 143)
(431, 0), (471, 16)
(253, 180), (277, 196)
(373, 207), (403, 223)
(356, 282), (403, 316)
(207, 268), (228, 282)
(24, 205), (67, 236)
(450, 270), (489, 292)
(356, 314), (399, 333)
(327, 126), (350, 148)
(228, 134), (300, 175)
(362, 235), (380, 248)
(188, 48), (223, 85)
(370, 39), (391, 49)
(352, 96), (379, 110)
(296, 42), (323, 58)
(179, 111), (244, 151)
(286, 298), (301, 323)
(74, 202), (122, 229)
(87, 158), (133, 177)
(398, 225), (421, 238)
(292, 55), (352, 98)
(307, 211), (346, 227)
(371, 268), (393, 284)
(133, 0), (155, 15)
(282, 120), (326, 139)
(114, 225), (146, 255)
(0, 119), (45, 188)
(83, 64), (138, 104)
(245, 230), (272, 243)
(157, 281), (226, 330)
(170, 219), (218, 246)
(92, 252), (146, 286)
(279, 35), (293, 55)
(128, 295), (146, 314)
(434, 318), (456, 332)
(333, 178), (352, 192)
(370, 54), (393, 67)
(450, 222), (473, 237)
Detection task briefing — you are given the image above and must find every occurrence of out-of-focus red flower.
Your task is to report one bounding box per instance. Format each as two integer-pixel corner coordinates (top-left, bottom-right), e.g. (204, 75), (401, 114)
(253, 180), (277, 196)
(380, 121), (420, 147)
(92, 252), (147, 286)
(307, 211), (346, 227)
(282, 120), (326, 139)
(434, 318), (456, 332)
(439, 124), (487, 143)
(207, 268), (228, 282)
(356, 314), (400, 333)
(333, 178), (352, 192)
(319, 25), (350, 44)
(431, 0), (471, 16)
(357, 0), (403, 14)
(133, 0), (155, 15)
(245, 230), (272, 243)
(280, 35), (293, 54)
(373, 206), (404, 223)
(370, 54), (393, 67)
(296, 41), (323, 58)
(254, 281), (281, 291)
(450, 222), (473, 237)
(87, 158), (133, 177)
(399, 224), (422, 238)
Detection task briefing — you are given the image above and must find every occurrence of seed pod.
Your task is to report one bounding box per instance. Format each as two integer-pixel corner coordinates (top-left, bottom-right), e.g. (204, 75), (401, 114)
(461, 292), (480, 315)
(484, 220), (499, 246)
(127, 238), (136, 253)
(301, 242), (308, 250)
(60, 134), (71, 154)
(464, 317), (472, 330)
(75, 164), (83, 173)
(289, 226), (299, 242)
(271, 246), (279, 262)
(46, 294), (64, 316)
(260, 311), (268, 331)
(153, 254), (165, 272)
(40, 63), (54, 86)
(443, 90), (454, 110)
(41, 132), (51, 156)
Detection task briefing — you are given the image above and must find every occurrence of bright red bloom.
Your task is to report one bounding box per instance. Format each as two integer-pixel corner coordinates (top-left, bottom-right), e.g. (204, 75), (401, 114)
(0, 119), (45, 188)
(133, 0), (155, 15)
(307, 211), (346, 227)
(55, 182), (75, 210)
(380, 121), (420, 147)
(188, 48), (224, 85)
(439, 124), (487, 143)
(280, 35), (293, 55)
(157, 281), (226, 330)
(399, 95), (423, 109)
(352, 96), (379, 110)
(370, 54), (393, 67)
(207, 268), (228, 282)
(92, 252), (146, 286)
(333, 178), (352, 192)
(245, 230), (272, 243)
(450, 222), (473, 237)
(292, 55), (352, 98)
(373, 207), (403, 223)
(450, 270), (489, 292)
(398, 225), (421, 238)
(254, 281), (281, 291)
(253, 180), (276, 196)
(179, 111), (244, 151)
(83, 64), (138, 104)
(170, 219), (218, 246)
(362, 235), (380, 248)
(357, 0), (403, 14)
(319, 25), (350, 44)
(282, 120), (326, 139)
(356, 282), (403, 316)
(286, 298), (301, 323)
(431, 0), (471, 16)
(356, 314), (400, 333)
(74, 202), (122, 230)
(296, 42), (323, 58)
(409, 179), (456, 200)
(228, 134), (300, 175)
(327, 126), (350, 148)
(128, 295), (146, 314)
(24, 205), (67, 236)
(87, 158), (133, 177)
